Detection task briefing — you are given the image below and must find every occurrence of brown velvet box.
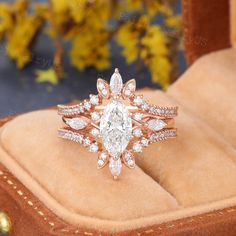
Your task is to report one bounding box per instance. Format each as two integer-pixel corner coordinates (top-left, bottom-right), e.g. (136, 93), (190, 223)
(1, 0), (236, 235)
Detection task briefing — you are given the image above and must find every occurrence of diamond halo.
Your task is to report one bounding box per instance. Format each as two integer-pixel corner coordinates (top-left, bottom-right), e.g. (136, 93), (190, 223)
(58, 68), (178, 179)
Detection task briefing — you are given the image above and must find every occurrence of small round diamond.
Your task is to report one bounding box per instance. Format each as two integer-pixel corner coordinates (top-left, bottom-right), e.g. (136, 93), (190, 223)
(90, 95), (99, 105)
(133, 128), (142, 137)
(84, 101), (91, 110)
(91, 112), (100, 121)
(149, 134), (157, 142)
(141, 102), (149, 111)
(133, 113), (143, 121)
(133, 96), (143, 106)
(77, 135), (83, 143)
(133, 142), (142, 152)
(89, 143), (99, 153)
(128, 159), (135, 167)
(141, 138), (149, 147)
(91, 128), (100, 137)
(83, 138), (91, 147)
(155, 108), (161, 114)
(79, 105), (84, 113)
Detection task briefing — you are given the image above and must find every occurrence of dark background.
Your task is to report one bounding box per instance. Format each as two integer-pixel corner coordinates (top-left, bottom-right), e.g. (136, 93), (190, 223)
(0, 1), (186, 117)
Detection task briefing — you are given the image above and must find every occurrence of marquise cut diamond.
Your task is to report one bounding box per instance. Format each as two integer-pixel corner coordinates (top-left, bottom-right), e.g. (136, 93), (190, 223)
(100, 99), (132, 158)
(147, 119), (167, 131)
(109, 158), (122, 177)
(64, 117), (87, 130)
(110, 70), (123, 95)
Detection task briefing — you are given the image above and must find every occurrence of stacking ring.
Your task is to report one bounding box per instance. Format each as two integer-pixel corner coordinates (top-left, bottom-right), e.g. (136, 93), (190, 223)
(58, 68), (178, 179)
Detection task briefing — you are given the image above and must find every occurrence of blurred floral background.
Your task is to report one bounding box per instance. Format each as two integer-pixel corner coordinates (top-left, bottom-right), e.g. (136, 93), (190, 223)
(0, 0), (186, 116)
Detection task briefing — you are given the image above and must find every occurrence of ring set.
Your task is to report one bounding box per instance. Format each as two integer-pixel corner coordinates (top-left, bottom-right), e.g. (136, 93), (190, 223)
(58, 69), (178, 179)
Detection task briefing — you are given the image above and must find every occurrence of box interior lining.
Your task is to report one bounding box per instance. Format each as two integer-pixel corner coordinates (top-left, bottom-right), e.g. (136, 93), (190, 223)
(0, 48), (236, 232)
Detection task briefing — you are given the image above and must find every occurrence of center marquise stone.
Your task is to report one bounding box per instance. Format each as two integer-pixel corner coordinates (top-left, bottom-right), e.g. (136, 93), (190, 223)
(100, 99), (132, 158)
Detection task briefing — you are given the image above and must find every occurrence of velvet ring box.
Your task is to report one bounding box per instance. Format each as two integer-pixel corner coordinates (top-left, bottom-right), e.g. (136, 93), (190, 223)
(1, 0), (236, 235)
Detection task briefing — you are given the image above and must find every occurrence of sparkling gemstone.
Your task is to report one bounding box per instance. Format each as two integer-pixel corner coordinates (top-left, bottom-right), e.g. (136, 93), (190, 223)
(109, 157), (122, 177)
(110, 71), (123, 95)
(141, 102), (149, 110)
(124, 151), (132, 162)
(123, 79), (136, 98)
(101, 89), (108, 97)
(133, 128), (143, 137)
(71, 107), (79, 114)
(89, 143), (99, 153)
(64, 118), (87, 130)
(133, 113), (143, 121)
(83, 138), (91, 147)
(133, 96), (143, 106)
(123, 150), (135, 168)
(133, 142), (142, 152)
(98, 81), (105, 90)
(97, 79), (110, 98)
(97, 159), (104, 167)
(97, 152), (108, 169)
(127, 159), (135, 167)
(141, 138), (149, 147)
(155, 108), (161, 114)
(128, 82), (135, 90)
(79, 105), (84, 113)
(99, 152), (108, 161)
(124, 89), (131, 97)
(147, 119), (167, 131)
(84, 101), (91, 110)
(91, 112), (100, 121)
(91, 128), (100, 137)
(77, 135), (83, 143)
(90, 95), (99, 105)
(149, 134), (157, 142)
(100, 99), (132, 158)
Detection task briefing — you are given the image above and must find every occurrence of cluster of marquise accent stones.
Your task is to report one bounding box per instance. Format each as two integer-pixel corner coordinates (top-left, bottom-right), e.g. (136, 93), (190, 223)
(58, 69), (177, 179)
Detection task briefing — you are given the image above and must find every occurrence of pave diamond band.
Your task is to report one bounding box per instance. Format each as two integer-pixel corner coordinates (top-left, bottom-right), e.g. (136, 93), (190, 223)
(58, 68), (178, 179)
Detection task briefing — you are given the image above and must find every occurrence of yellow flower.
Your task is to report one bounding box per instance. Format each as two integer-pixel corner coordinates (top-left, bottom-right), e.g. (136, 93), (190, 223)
(70, 28), (110, 71)
(51, 0), (68, 13)
(127, 0), (142, 11)
(116, 16), (149, 64)
(34, 3), (49, 21)
(13, 0), (28, 13)
(149, 57), (171, 90)
(141, 26), (168, 56)
(0, 0), (181, 89)
(0, 3), (13, 39)
(68, 0), (86, 24)
(116, 24), (138, 63)
(141, 25), (171, 88)
(6, 14), (42, 68)
(146, 1), (161, 17)
(36, 68), (59, 85)
(165, 15), (181, 30)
